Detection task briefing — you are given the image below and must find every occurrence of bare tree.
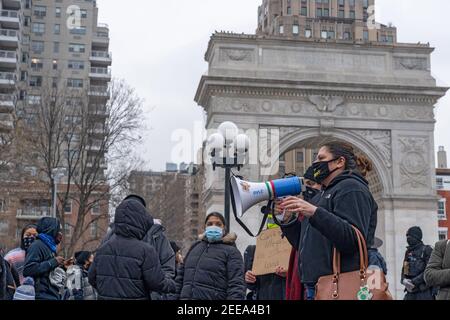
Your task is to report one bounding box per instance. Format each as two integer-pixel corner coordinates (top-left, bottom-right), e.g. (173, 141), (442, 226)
(17, 77), (145, 256)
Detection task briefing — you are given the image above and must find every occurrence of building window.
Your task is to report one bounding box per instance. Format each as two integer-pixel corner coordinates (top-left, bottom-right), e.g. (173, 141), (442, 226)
(350, 11), (356, 19)
(301, 7), (307, 16)
(344, 31), (351, 40)
(67, 78), (83, 88)
(33, 6), (47, 17)
(90, 221), (98, 238)
(31, 41), (45, 54)
(25, 0), (31, 9)
(81, 9), (88, 18)
(321, 30), (328, 39)
(54, 24), (61, 35)
(339, 0), (345, 6)
(29, 76), (42, 87)
(55, 7), (61, 18)
(316, 8), (322, 17)
(323, 8), (329, 17)
(349, 0), (355, 6)
(54, 42), (60, 53)
(437, 177), (444, 189)
(27, 95), (41, 105)
(363, 30), (369, 41)
(70, 26), (87, 35)
(64, 223), (73, 237)
(64, 201), (72, 214)
(438, 228), (448, 241)
(305, 29), (312, 38)
(92, 204), (100, 215)
(0, 199), (6, 212)
(68, 60), (85, 70)
(69, 43), (86, 53)
(438, 199), (447, 220)
(279, 25), (284, 34)
(53, 60), (58, 70)
(328, 30), (335, 39)
(338, 10), (345, 18)
(296, 151), (304, 162)
(32, 23), (45, 34)
(293, 25), (299, 35)
(31, 58), (43, 71)
(24, 16), (31, 27)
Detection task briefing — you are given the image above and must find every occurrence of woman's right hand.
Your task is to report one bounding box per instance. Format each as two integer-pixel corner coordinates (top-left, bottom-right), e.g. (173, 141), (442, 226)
(245, 270), (257, 284)
(274, 199), (294, 223)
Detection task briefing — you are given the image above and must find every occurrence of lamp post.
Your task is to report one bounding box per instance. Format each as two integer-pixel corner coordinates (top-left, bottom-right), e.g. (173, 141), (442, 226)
(51, 167), (66, 219)
(208, 122), (250, 232)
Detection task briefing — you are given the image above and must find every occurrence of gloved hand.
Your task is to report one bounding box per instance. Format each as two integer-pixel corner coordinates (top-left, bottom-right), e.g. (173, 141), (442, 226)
(402, 279), (415, 293)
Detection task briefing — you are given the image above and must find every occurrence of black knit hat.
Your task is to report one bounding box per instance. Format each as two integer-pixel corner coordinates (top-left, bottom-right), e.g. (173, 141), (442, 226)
(407, 226), (423, 241)
(75, 251), (92, 265)
(304, 166), (318, 183)
(124, 194), (147, 208)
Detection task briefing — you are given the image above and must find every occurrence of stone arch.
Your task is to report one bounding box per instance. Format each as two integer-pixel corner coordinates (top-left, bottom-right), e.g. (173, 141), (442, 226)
(271, 127), (393, 197)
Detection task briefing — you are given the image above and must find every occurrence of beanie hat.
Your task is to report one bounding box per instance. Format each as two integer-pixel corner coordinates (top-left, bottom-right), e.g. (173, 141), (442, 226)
(407, 226), (423, 241)
(13, 277), (35, 300)
(124, 195), (147, 208)
(75, 251), (92, 265)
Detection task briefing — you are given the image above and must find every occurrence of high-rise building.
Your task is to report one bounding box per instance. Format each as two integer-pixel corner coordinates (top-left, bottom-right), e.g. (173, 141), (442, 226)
(438, 146), (448, 169)
(128, 163), (205, 252)
(257, 0), (396, 43)
(0, 0), (111, 253)
(0, 0), (21, 134)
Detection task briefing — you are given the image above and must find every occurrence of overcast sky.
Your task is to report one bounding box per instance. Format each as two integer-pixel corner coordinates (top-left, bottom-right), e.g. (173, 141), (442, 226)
(96, 0), (450, 171)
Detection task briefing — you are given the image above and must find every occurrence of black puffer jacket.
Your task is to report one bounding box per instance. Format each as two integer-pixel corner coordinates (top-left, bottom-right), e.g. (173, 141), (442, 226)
(102, 221), (175, 300)
(88, 199), (176, 300)
(23, 218), (61, 300)
(281, 171), (377, 285)
(174, 233), (245, 300)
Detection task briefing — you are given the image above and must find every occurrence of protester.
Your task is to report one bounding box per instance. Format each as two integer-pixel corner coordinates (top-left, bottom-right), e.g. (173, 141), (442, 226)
(277, 142), (378, 300)
(13, 277), (35, 300)
(368, 237), (388, 275)
(0, 253), (20, 300)
(102, 194), (175, 300)
(244, 244), (286, 300)
(23, 217), (65, 300)
(88, 197), (176, 300)
(170, 241), (183, 278)
(424, 239), (450, 300)
(65, 251), (97, 300)
(4, 224), (38, 284)
(401, 226), (435, 300)
(173, 212), (246, 300)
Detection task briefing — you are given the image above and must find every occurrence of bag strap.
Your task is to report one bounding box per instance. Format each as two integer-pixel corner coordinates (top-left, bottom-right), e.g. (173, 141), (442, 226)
(332, 226), (368, 277)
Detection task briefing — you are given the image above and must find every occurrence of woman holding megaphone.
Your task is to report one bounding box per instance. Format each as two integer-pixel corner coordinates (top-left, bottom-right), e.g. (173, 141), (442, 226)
(276, 141), (377, 300)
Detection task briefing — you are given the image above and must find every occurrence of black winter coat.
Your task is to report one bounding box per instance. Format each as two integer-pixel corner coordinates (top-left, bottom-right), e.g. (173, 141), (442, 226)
(244, 245), (286, 300)
(281, 171), (378, 285)
(174, 233), (245, 300)
(88, 199), (176, 300)
(23, 218), (61, 300)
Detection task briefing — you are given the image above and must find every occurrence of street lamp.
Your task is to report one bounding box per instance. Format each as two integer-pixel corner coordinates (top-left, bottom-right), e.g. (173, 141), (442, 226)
(208, 122), (250, 232)
(51, 167), (66, 219)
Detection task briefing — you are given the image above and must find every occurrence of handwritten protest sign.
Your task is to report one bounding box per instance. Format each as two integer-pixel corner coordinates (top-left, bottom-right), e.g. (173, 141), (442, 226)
(252, 227), (292, 276)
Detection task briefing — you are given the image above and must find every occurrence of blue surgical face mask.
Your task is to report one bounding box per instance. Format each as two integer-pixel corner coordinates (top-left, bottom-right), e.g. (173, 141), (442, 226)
(205, 226), (223, 242)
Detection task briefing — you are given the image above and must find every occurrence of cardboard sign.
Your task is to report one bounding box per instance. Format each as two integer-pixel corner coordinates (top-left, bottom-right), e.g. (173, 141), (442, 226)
(252, 227), (292, 276)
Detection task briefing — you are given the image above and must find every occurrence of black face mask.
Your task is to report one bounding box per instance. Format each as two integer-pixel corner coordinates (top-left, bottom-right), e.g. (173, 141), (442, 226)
(407, 236), (421, 247)
(312, 158), (340, 184)
(23, 236), (36, 250)
(303, 187), (320, 202)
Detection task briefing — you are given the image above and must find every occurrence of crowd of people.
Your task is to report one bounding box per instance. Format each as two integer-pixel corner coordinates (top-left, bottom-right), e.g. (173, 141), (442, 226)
(1, 141), (449, 300)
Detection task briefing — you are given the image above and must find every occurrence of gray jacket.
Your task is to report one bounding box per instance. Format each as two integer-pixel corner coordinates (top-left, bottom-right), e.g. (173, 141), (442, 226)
(103, 222), (175, 300)
(424, 240), (450, 300)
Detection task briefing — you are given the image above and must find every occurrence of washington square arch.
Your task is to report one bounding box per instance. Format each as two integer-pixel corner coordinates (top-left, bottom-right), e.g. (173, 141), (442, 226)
(195, 0), (448, 299)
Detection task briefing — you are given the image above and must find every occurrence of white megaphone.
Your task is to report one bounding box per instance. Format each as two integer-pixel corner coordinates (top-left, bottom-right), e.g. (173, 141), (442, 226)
(230, 175), (306, 218)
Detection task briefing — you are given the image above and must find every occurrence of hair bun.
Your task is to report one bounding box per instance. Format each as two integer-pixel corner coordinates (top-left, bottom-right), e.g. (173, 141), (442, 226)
(356, 155), (373, 177)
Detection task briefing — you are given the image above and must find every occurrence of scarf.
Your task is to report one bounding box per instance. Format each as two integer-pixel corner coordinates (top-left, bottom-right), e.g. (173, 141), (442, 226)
(38, 234), (57, 253)
(285, 248), (303, 300)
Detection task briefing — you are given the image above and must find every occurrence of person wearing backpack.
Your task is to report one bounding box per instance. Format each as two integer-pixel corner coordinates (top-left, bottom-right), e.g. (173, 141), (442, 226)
(0, 253), (20, 300)
(65, 251), (96, 300)
(401, 226), (435, 300)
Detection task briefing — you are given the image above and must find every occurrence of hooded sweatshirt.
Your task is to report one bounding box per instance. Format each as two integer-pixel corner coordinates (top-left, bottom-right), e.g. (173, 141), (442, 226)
(23, 217), (61, 300)
(281, 171), (378, 284)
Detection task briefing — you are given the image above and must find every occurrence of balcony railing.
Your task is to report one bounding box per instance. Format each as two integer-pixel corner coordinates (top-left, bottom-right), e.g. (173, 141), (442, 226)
(91, 51), (112, 59)
(0, 50), (16, 59)
(0, 10), (19, 19)
(90, 67), (111, 76)
(89, 85), (109, 95)
(0, 28), (18, 37)
(0, 93), (15, 103)
(17, 208), (51, 219)
(0, 72), (16, 81)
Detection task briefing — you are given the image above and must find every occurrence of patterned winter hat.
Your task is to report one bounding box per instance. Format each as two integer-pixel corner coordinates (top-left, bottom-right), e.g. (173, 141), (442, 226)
(13, 277), (35, 300)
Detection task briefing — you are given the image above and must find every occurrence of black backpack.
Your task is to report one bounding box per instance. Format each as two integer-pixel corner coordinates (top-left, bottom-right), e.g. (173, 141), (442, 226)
(0, 255), (19, 300)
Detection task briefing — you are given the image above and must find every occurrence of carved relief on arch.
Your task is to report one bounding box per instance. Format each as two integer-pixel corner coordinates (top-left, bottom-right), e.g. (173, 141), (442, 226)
(398, 136), (430, 189)
(351, 130), (392, 168)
